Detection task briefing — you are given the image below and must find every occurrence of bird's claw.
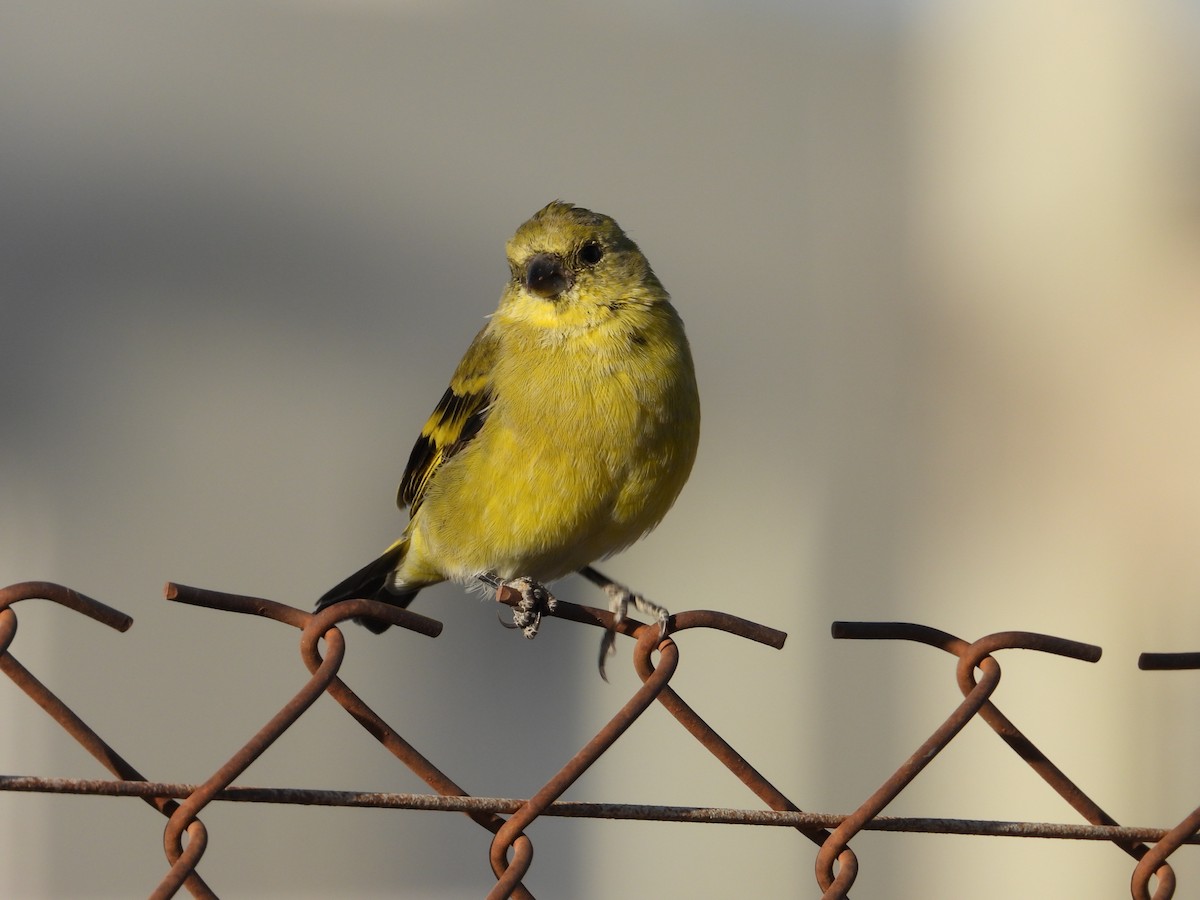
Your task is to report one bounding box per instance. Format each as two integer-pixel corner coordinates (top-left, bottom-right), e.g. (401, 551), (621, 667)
(505, 577), (558, 639)
(598, 581), (669, 680)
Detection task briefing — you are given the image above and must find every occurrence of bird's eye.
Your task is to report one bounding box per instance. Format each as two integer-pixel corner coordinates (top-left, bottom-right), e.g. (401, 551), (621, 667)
(578, 241), (604, 266)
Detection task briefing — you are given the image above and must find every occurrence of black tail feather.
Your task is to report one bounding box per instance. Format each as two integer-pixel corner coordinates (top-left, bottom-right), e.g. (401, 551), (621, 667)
(315, 543), (417, 633)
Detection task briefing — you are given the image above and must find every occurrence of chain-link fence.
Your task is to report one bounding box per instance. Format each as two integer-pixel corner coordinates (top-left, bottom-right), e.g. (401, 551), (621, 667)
(1, 580), (1194, 898)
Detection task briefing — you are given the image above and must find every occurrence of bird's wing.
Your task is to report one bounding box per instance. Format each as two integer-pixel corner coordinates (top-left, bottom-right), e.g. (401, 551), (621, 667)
(397, 324), (497, 514)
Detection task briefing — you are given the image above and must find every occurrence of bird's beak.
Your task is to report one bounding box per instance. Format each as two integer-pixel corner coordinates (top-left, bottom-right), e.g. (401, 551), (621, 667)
(524, 253), (573, 299)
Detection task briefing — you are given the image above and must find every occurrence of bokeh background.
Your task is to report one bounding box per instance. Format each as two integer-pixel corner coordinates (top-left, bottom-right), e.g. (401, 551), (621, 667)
(3, 1), (1200, 897)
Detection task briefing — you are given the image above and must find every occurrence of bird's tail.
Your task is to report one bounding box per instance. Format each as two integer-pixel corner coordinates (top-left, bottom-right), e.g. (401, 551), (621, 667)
(314, 539), (418, 633)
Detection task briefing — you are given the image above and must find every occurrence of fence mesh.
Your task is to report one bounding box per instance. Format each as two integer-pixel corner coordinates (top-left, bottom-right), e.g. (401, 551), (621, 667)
(1, 580), (1195, 898)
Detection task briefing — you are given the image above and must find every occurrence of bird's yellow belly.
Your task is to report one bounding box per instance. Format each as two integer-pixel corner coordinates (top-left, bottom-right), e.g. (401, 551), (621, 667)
(406, 369), (694, 585)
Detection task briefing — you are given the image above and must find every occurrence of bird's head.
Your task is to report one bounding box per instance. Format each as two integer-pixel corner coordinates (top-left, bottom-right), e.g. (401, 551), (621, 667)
(498, 201), (667, 332)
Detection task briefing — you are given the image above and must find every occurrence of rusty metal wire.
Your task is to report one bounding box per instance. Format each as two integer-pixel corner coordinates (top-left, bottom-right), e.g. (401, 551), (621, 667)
(1, 583), (216, 899)
(7, 773), (1200, 841)
(825, 623), (1174, 900)
(2, 581), (1199, 898)
(1130, 650), (1200, 900)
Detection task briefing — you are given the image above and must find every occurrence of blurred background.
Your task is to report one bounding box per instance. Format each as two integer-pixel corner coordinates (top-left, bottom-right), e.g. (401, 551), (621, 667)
(3, 1), (1200, 897)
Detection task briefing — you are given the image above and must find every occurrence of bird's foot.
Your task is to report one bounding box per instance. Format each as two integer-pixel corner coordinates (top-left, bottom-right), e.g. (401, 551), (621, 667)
(499, 576), (558, 639)
(597, 579), (670, 679)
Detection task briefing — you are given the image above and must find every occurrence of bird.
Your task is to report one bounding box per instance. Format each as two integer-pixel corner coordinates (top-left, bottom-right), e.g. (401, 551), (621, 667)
(315, 201), (700, 672)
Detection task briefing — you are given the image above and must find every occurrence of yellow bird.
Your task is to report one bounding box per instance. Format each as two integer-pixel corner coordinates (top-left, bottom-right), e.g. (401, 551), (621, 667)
(316, 201), (700, 669)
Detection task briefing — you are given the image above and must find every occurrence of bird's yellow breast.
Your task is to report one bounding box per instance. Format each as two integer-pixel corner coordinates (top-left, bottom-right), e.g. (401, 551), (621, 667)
(404, 302), (699, 585)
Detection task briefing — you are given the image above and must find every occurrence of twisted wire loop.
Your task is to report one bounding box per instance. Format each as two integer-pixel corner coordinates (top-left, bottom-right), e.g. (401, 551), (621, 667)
(819, 624), (1004, 898)
(0, 583), (216, 898)
(484, 595), (798, 899)
(830, 624), (1175, 900)
(167, 584), (509, 849)
(956, 633), (1174, 899)
(1129, 651), (1200, 900)
(156, 585), (444, 899)
(485, 633), (678, 900)
(632, 612), (831, 848)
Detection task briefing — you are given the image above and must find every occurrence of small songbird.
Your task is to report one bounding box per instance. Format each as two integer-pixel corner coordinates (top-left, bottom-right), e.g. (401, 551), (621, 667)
(315, 201), (700, 670)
